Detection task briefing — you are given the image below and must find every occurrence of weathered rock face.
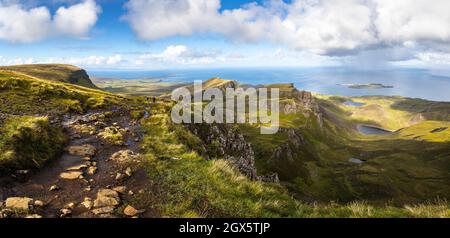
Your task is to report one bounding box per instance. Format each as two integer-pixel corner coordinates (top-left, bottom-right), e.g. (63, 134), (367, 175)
(281, 90), (319, 115)
(186, 123), (278, 182)
(187, 123), (259, 180)
(272, 128), (307, 163)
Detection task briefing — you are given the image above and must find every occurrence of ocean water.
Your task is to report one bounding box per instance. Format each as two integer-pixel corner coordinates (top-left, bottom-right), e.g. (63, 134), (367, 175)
(90, 67), (450, 102)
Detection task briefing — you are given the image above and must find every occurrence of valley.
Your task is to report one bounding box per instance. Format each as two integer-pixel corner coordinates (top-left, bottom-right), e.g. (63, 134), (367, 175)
(0, 64), (449, 218)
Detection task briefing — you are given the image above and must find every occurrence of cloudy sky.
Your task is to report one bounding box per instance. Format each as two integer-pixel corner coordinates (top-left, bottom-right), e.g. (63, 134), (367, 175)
(0, 0), (450, 70)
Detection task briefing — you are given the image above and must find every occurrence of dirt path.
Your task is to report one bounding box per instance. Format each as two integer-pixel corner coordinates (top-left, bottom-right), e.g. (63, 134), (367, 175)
(0, 107), (158, 218)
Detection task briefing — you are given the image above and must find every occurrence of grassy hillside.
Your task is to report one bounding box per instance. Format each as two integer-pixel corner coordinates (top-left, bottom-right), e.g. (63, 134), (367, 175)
(0, 64), (98, 89)
(239, 93), (450, 204)
(138, 101), (449, 218)
(0, 69), (136, 115)
(92, 77), (186, 96)
(0, 66), (448, 217)
(0, 65), (141, 172)
(0, 116), (66, 172)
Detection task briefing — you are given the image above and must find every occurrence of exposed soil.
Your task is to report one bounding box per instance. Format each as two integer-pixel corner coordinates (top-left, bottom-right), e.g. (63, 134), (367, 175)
(0, 106), (159, 218)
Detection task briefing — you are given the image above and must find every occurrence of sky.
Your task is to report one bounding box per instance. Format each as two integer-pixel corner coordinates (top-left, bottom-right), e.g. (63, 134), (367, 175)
(0, 0), (450, 70)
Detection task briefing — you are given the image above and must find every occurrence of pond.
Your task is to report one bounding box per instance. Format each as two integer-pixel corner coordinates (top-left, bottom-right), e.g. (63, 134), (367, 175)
(349, 158), (365, 164)
(357, 125), (393, 135)
(344, 101), (365, 107)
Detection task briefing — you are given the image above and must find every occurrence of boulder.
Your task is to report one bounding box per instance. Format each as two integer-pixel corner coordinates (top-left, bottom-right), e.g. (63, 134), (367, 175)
(97, 189), (119, 198)
(115, 173), (125, 181)
(84, 186), (92, 192)
(5, 197), (33, 211)
(112, 186), (127, 194)
(92, 206), (115, 215)
(123, 205), (138, 217)
(94, 196), (119, 208)
(81, 197), (93, 210)
(59, 171), (83, 180)
(125, 167), (133, 177)
(110, 150), (142, 164)
(60, 208), (72, 217)
(34, 200), (44, 207)
(49, 185), (59, 191)
(66, 164), (88, 171)
(93, 189), (120, 209)
(65, 202), (76, 209)
(87, 166), (97, 175)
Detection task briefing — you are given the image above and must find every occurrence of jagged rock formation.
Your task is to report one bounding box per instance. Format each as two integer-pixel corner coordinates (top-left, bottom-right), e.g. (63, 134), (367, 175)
(186, 123), (279, 183)
(281, 89), (319, 114)
(272, 128), (307, 163)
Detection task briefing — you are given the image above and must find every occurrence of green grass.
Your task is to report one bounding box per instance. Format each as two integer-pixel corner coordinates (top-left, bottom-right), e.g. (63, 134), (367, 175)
(235, 94), (450, 204)
(138, 102), (450, 218)
(98, 126), (126, 145)
(0, 70), (139, 115)
(0, 116), (67, 172)
(0, 65), (144, 171)
(0, 64), (98, 89)
(92, 77), (186, 96)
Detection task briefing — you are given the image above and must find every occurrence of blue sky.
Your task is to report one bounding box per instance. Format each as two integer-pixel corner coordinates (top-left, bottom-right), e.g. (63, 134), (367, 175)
(0, 0), (449, 70)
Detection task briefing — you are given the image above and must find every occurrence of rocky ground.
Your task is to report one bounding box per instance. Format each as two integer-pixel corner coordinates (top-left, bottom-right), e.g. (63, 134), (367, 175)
(0, 107), (158, 218)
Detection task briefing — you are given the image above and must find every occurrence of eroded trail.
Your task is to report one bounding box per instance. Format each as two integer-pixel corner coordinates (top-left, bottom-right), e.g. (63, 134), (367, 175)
(0, 107), (158, 218)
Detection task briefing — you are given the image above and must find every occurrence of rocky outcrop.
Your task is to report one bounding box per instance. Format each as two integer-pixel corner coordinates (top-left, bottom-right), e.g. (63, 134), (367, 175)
(272, 128), (307, 163)
(5, 197), (33, 211)
(281, 90), (319, 115)
(186, 123), (278, 182)
(110, 150), (142, 164)
(92, 189), (121, 216)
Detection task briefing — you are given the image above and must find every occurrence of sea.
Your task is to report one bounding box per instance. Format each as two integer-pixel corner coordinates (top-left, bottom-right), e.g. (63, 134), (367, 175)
(90, 67), (450, 102)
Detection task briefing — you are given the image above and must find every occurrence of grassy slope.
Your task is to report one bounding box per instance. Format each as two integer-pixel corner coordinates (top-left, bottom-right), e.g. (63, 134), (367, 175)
(0, 64), (98, 89)
(0, 69), (448, 217)
(237, 92), (450, 204)
(92, 77), (186, 96)
(0, 116), (66, 171)
(0, 69), (135, 115)
(0, 66), (141, 172)
(139, 101), (449, 217)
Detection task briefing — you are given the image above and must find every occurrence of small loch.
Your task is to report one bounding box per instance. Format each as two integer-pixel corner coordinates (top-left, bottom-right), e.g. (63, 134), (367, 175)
(357, 124), (393, 135)
(349, 158), (365, 164)
(344, 101), (365, 107)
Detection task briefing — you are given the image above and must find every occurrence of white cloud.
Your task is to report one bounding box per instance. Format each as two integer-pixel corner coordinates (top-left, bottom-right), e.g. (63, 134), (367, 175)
(375, 0), (450, 43)
(123, 0), (450, 57)
(0, 4), (52, 43)
(54, 0), (101, 37)
(122, 0), (220, 40)
(0, 0), (101, 43)
(157, 45), (188, 59)
(416, 52), (450, 65)
(64, 54), (124, 65)
(0, 56), (35, 65)
(106, 54), (123, 65)
(0, 54), (126, 68)
(138, 45), (224, 65)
